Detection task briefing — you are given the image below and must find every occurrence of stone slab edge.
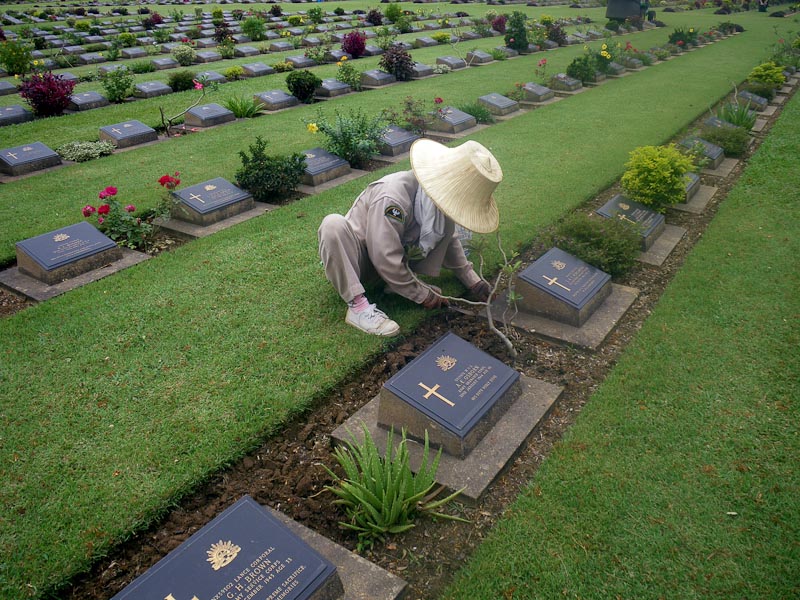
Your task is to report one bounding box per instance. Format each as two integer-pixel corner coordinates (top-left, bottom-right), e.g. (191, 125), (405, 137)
(702, 157), (739, 178)
(638, 224), (686, 267)
(332, 375), (563, 504)
(267, 506), (408, 600)
(297, 168), (368, 196)
(672, 184), (717, 215)
(158, 203), (275, 239)
(0, 248), (150, 302)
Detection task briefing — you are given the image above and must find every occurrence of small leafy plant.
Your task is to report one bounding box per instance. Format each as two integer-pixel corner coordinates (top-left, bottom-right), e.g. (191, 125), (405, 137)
(336, 58), (362, 92)
(306, 108), (388, 169)
(236, 136), (306, 203)
(101, 67), (134, 103)
(566, 55), (597, 84)
(167, 70), (197, 92)
(18, 71), (76, 116)
(171, 43), (196, 67)
(325, 425), (465, 552)
(698, 124), (750, 157)
(222, 95), (265, 118)
(57, 140), (115, 162)
(717, 101), (757, 130)
(286, 69), (322, 103)
(457, 102), (495, 125)
(378, 44), (415, 81)
(341, 30), (367, 58)
(620, 145), (695, 213)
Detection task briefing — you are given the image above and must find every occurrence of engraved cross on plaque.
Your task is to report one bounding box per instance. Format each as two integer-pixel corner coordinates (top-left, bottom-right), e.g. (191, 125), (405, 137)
(616, 213), (637, 225)
(542, 275), (571, 292)
(418, 382), (455, 407)
(111, 128), (122, 134)
(189, 193), (205, 204)
(6, 152), (17, 160)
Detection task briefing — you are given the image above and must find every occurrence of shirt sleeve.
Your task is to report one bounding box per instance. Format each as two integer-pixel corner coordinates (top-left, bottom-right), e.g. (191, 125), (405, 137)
(442, 235), (481, 289)
(365, 196), (431, 304)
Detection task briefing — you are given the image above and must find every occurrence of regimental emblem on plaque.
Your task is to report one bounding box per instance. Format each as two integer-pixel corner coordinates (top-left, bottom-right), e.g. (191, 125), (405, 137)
(550, 260), (566, 271)
(53, 233), (70, 242)
(204, 184), (216, 192)
(436, 355), (457, 371)
(618, 202), (630, 210)
(206, 539), (241, 571)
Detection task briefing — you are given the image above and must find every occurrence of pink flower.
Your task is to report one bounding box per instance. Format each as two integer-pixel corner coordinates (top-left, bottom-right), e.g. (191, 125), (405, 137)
(125, 204), (136, 213)
(509, 38), (515, 43)
(677, 40), (685, 46)
(97, 204), (110, 215)
(82, 205), (96, 217)
(538, 58), (547, 67)
(434, 97), (443, 105)
(192, 79), (203, 90)
(98, 186), (117, 199)
(98, 216), (105, 224)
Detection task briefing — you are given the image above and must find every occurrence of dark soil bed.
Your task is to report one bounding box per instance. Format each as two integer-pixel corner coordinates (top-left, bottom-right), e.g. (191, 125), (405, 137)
(4, 86), (791, 600)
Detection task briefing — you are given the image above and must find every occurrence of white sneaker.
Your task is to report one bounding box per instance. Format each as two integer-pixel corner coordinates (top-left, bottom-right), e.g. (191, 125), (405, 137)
(345, 304), (400, 337)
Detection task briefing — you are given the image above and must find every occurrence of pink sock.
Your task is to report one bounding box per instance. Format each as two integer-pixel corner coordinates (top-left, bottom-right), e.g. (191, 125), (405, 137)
(349, 294), (370, 313)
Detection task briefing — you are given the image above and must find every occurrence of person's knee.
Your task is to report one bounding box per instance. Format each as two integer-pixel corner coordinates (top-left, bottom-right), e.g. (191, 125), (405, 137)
(319, 214), (348, 242)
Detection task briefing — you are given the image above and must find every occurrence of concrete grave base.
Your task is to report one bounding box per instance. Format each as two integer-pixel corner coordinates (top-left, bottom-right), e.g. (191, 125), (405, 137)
(0, 248), (149, 302)
(772, 95), (787, 106)
(422, 123), (489, 142)
(752, 118), (767, 133)
(702, 157), (739, 178)
(297, 168), (367, 195)
(519, 96), (563, 108)
(267, 507), (407, 600)
(672, 184), (717, 214)
(760, 105), (777, 116)
(638, 224), (686, 267)
(552, 87), (587, 98)
(487, 284), (639, 350)
(158, 203), (276, 239)
(332, 375), (562, 503)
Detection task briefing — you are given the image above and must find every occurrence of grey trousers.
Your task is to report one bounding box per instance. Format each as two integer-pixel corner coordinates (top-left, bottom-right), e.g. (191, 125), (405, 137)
(318, 214), (376, 303)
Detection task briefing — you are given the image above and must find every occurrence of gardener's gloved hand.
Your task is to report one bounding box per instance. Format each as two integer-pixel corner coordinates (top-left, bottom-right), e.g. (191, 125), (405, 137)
(468, 279), (492, 303)
(421, 287), (448, 310)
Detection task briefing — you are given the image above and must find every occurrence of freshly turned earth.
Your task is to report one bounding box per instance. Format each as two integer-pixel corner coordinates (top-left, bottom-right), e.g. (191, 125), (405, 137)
(1, 89), (790, 600)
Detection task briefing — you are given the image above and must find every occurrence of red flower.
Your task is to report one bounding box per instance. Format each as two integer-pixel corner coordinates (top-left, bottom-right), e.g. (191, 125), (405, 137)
(158, 172), (181, 190)
(677, 40), (685, 46)
(97, 204), (110, 215)
(98, 186), (117, 199)
(98, 216), (105, 225)
(538, 58), (547, 67)
(434, 97), (443, 105)
(125, 204), (136, 213)
(82, 205), (96, 217)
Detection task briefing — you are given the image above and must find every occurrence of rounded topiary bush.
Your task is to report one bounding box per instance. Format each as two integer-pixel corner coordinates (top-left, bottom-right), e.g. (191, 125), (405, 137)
(620, 144), (694, 213)
(286, 70), (322, 103)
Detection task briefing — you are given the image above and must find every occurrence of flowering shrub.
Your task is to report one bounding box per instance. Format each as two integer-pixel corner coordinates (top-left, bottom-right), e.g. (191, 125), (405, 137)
(534, 57), (548, 83)
(0, 39), (33, 76)
(566, 55), (597, 84)
(342, 31), (366, 59)
(668, 27), (698, 46)
(504, 12), (529, 52)
(620, 145), (695, 213)
(18, 71), (76, 116)
(336, 59), (362, 91)
(82, 186), (154, 249)
(306, 108), (388, 169)
(286, 69), (322, 103)
(378, 44), (415, 81)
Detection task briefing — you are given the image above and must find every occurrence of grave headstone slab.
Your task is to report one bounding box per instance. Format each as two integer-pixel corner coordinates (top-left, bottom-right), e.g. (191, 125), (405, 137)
(232, 35), (253, 45)
(679, 136), (724, 169)
(160, 43), (181, 54)
(121, 47), (147, 59)
(184, 103), (236, 127)
(151, 56), (180, 70)
(68, 91), (109, 111)
(685, 172), (700, 201)
(134, 81), (173, 99)
(315, 78), (351, 98)
(172, 177), (254, 226)
(301, 148), (350, 186)
(58, 72), (79, 83)
(497, 46), (519, 58)
(410, 62), (434, 79)
(99, 120), (158, 148)
(477, 93), (519, 116)
(0, 105), (34, 127)
(78, 52), (106, 65)
(325, 50), (351, 62)
(195, 50), (222, 63)
(362, 44), (385, 56)
(436, 55), (466, 70)
(287, 55), (317, 69)
(0, 142), (61, 176)
(395, 41), (414, 51)
(703, 116), (739, 130)
(564, 35), (580, 45)
(542, 39), (559, 50)
(460, 31), (483, 41)
(736, 90), (768, 112)
(428, 107), (477, 134)
(621, 56), (644, 69)
(595, 194), (666, 251)
(16, 222), (122, 285)
(84, 35), (105, 44)
(414, 36), (438, 48)
(0, 81), (17, 96)
(302, 36), (322, 47)
(515, 247), (612, 327)
(466, 50), (493, 65)
(98, 64), (127, 76)
(378, 332), (521, 458)
(607, 61), (626, 76)
(360, 69), (395, 87)
(378, 125), (420, 157)
(242, 62), (276, 77)
(269, 41), (295, 52)
(234, 45), (260, 57)
(196, 71), (227, 84)
(110, 496), (343, 600)
(523, 82), (554, 103)
(549, 73), (582, 92)
(254, 90), (299, 111)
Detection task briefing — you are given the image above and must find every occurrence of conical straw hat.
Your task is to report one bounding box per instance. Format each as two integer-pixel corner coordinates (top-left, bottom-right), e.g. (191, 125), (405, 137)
(410, 138), (503, 234)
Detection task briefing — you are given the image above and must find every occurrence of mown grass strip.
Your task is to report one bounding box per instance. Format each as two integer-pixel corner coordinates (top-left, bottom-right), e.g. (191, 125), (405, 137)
(0, 10), (792, 599)
(442, 90), (799, 600)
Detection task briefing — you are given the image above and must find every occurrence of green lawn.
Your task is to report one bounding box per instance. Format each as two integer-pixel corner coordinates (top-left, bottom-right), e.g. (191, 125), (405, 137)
(0, 7), (795, 599)
(443, 86), (799, 600)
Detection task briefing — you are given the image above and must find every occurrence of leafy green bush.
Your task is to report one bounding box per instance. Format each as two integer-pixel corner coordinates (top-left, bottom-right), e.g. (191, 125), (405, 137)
(307, 6), (324, 24)
(241, 16), (266, 41)
(129, 60), (156, 74)
(335, 59), (362, 92)
(699, 124), (750, 157)
(272, 60), (294, 73)
(167, 70), (196, 92)
(566, 55), (597, 84)
(308, 108), (387, 169)
(224, 65), (245, 81)
(171, 43), (196, 67)
(504, 11), (529, 52)
(324, 426), (465, 552)
(0, 39), (33, 75)
(286, 69), (322, 103)
(394, 15), (413, 34)
(620, 144), (695, 213)
(384, 3), (403, 23)
(379, 44), (414, 81)
(101, 68), (134, 103)
(489, 48), (508, 61)
(548, 212), (641, 278)
(747, 61), (786, 89)
(457, 102), (495, 125)
(741, 80), (775, 101)
(56, 140), (116, 162)
(287, 15), (304, 26)
(222, 95), (265, 118)
(717, 101), (757, 129)
(236, 136), (306, 203)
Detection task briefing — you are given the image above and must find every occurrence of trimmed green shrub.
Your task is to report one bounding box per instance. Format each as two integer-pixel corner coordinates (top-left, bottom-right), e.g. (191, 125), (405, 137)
(620, 144), (695, 213)
(171, 43), (196, 67)
(286, 70), (322, 104)
(224, 65), (245, 81)
(241, 17), (266, 41)
(167, 70), (197, 92)
(548, 213), (641, 278)
(699, 125), (750, 157)
(101, 68), (134, 103)
(0, 39), (33, 75)
(129, 60), (156, 74)
(504, 11), (529, 52)
(747, 61), (786, 89)
(272, 61), (294, 73)
(566, 55), (597, 84)
(235, 136), (306, 203)
(384, 3), (403, 23)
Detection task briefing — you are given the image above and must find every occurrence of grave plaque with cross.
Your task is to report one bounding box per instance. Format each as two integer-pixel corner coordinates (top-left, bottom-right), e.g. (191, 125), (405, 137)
(301, 148), (350, 186)
(378, 125), (419, 157)
(16, 221), (122, 285)
(68, 91), (110, 111)
(0, 104), (34, 127)
(522, 82), (554, 103)
(172, 178), (254, 226)
(111, 496), (343, 600)
(679, 136), (724, 169)
(435, 55), (466, 70)
(360, 69), (395, 88)
(595, 194), (665, 251)
(184, 103), (236, 127)
(515, 247), (612, 327)
(99, 120), (158, 148)
(378, 332), (520, 458)
(427, 106), (477, 134)
(477, 93), (519, 116)
(254, 90), (299, 111)
(0, 141), (61, 176)
(134, 81), (173, 99)
(315, 78), (350, 98)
